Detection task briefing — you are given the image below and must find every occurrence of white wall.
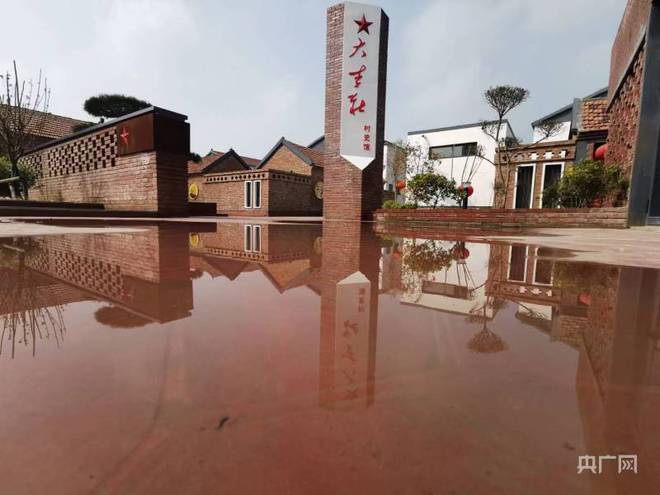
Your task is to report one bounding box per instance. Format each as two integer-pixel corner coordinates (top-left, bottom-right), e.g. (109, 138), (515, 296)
(532, 120), (571, 143)
(406, 123), (512, 207)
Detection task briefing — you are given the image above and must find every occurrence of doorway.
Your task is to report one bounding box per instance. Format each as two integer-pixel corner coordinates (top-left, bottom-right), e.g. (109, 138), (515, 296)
(541, 163), (563, 208)
(514, 165), (535, 209)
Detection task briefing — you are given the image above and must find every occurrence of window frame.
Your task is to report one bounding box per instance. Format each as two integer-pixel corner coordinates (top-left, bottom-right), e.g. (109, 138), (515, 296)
(253, 179), (262, 209)
(244, 181), (253, 208)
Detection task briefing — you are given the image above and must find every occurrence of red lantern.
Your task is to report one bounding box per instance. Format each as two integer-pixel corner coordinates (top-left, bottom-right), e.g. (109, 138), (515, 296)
(450, 244), (470, 260)
(458, 183), (474, 197)
(395, 179), (406, 191)
(594, 144), (607, 160)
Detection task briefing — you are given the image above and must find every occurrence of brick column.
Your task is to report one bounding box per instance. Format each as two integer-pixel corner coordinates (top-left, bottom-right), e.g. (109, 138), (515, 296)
(323, 3), (389, 221)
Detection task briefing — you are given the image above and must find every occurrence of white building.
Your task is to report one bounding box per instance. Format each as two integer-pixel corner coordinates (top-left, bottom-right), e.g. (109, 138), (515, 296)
(407, 121), (515, 207)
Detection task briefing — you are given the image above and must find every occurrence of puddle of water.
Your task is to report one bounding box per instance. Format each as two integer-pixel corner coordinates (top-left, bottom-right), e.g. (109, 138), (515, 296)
(0, 221), (658, 494)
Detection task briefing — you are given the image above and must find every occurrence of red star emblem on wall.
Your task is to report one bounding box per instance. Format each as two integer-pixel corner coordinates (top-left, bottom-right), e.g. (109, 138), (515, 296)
(120, 128), (130, 146)
(354, 14), (373, 34)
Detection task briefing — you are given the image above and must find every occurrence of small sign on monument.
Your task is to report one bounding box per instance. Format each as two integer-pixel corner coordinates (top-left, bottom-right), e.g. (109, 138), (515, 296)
(339, 2), (383, 171)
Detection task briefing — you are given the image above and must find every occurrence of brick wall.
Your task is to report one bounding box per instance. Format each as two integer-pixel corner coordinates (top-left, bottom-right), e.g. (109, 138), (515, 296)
(269, 174), (322, 215)
(581, 98), (610, 132)
(19, 108), (189, 216)
(606, 45), (645, 179)
(189, 169), (320, 216)
(261, 146), (313, 176)
(375, 207), (629, 229)
(608, 0), (651, 97)
(323, 4), (388, 221)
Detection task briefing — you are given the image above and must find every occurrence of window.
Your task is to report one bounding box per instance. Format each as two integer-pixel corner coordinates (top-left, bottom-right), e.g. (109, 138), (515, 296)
(244, 181), (252, 208)
(429, 142), (478, 160)
(253, 180), (261, 208)
(244, 224), (261, 253)
(244, 225), (252, 251)
(253, 225), (261, 252)
(244, 180), (262, 209)
(508, 245), (527, 282)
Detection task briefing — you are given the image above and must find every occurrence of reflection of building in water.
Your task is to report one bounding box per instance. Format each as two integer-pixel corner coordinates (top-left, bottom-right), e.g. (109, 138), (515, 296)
(487, 243), (660, 492)
(574, 266), (660, 494)
(486, 244), (588, 348)
(189, 222), (322, 293)
(320, 221), (380, 409)
(392, 238), (496, 320)
(0, 225), (195, 332)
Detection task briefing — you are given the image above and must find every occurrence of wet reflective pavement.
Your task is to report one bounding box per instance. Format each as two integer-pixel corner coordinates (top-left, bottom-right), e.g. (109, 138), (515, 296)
(0, 220), (658, 494)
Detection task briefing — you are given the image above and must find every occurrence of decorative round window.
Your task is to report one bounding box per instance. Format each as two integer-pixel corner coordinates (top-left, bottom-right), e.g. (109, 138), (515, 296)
(188, 183), (199, 200)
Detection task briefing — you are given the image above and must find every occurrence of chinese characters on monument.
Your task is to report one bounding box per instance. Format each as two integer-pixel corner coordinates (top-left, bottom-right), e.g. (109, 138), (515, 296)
(334, 271), (371, 404)
(340, 3), (383, 170)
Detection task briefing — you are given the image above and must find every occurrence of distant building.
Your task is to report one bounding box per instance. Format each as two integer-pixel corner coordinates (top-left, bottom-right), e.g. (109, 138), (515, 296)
(187, 138), (323, 216)
(0, 105), (91, 149)
(407, 121), (515, 207)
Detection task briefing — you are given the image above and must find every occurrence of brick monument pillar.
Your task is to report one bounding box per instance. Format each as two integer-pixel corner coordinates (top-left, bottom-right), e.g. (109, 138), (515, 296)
(323, 2), (389, 221)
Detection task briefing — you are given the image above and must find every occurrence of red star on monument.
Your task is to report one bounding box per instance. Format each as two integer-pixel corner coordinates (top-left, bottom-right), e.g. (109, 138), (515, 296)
(120, 128), (130, 146)
(354, 14), (373, 34)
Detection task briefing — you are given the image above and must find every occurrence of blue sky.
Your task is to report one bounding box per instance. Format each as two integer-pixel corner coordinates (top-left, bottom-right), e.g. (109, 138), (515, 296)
(3, 0), (624, 158)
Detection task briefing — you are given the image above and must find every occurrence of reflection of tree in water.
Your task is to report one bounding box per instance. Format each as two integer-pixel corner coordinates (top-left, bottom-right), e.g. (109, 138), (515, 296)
(466, 297), (508, 354)
(0, 239), (66, 358)
(401, 239), (453, 303)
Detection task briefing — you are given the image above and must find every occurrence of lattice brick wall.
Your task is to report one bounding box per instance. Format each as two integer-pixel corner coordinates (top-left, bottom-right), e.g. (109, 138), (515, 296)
(45, 128), (117, 177)
(51, 249), (123, 300)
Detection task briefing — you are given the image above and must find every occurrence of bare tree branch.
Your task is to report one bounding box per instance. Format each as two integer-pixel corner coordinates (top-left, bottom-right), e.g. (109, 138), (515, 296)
(0, 61), (50, 198)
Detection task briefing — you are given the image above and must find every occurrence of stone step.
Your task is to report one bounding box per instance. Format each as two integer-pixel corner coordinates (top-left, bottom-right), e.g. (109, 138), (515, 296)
(0, 199), (104, 210)
(0, 206), (154, 217)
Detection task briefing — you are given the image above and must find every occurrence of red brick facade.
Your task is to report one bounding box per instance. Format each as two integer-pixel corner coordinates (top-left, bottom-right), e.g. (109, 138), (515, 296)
(19, 107), (190, 216)
(605, 45), (644, 178)
(581, 98), (610, 132)
(188, 140), (323, 216)
(323, 4), (388, 221)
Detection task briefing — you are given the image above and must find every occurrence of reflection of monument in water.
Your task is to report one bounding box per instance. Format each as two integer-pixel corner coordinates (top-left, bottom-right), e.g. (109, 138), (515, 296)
(319, 221), (380, 408)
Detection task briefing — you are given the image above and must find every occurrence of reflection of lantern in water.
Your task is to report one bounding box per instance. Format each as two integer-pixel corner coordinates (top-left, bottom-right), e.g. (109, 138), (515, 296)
(450, 242), (470, 261)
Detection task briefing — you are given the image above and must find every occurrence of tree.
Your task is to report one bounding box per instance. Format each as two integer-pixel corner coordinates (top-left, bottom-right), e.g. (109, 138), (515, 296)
(477, 85), (562, 208)
(0, 61), (50, 198)
(83, 94), (151, 122)
(0, 239), (66, 358)
(407, 173), (461, 208)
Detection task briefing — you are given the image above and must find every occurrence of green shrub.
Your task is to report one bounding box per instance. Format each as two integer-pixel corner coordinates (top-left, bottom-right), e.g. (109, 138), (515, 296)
(382, 199), (417, 209)
(0, 155), (39, 192)
(407, 173), (460, 208)
(542, 160), (628, 208)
